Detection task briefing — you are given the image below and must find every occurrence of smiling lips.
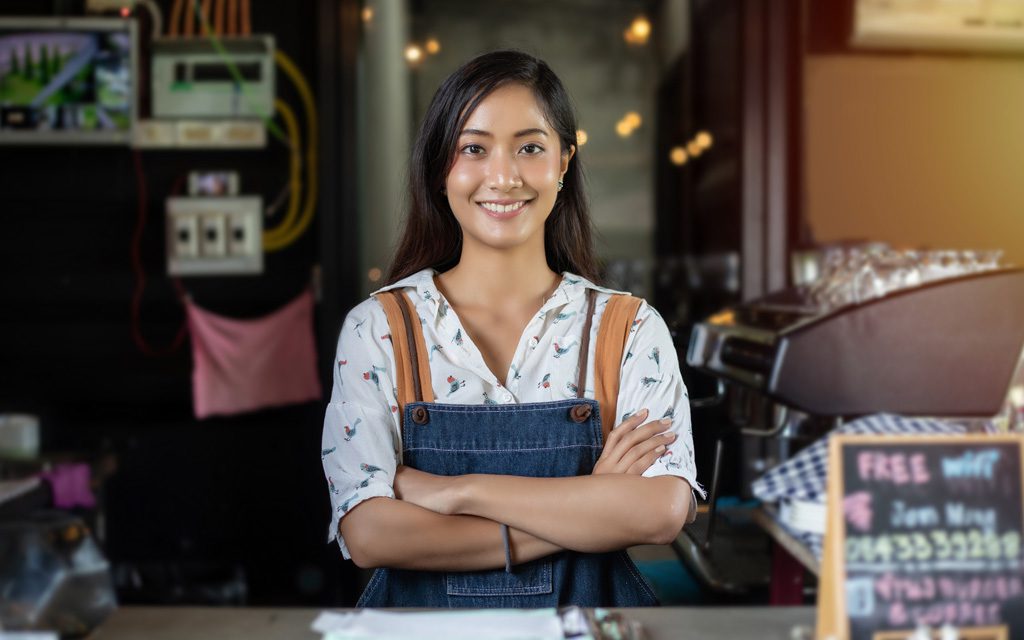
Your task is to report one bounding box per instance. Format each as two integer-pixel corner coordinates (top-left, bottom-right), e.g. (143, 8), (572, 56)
(477, 199), (532, 219)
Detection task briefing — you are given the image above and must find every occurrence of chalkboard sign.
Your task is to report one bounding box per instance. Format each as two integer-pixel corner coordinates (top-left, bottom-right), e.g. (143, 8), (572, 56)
(817, 435), (1024, 640)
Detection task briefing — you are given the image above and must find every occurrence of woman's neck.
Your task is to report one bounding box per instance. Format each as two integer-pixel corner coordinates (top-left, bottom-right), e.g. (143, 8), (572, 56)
(437, 245), (561, 313)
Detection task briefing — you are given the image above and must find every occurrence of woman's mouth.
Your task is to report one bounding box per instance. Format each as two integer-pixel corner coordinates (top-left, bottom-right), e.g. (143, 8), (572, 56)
(477, 199), (532, 220)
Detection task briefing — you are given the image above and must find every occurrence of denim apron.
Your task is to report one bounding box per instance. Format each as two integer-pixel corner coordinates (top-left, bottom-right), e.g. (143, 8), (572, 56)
(357, 289), (660, 608)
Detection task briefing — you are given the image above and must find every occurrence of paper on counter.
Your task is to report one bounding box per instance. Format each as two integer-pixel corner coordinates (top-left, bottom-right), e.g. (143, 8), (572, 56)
(311, 609), (564, 640)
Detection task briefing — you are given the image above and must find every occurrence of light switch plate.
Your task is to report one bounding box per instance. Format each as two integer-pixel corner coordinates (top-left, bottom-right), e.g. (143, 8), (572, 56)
(166, 196), (263, 276)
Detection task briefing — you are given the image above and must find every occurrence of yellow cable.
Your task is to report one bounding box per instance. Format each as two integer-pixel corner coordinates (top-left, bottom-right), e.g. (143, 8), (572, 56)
(262, 99), (302, 249)
(263, 49), (319, 249)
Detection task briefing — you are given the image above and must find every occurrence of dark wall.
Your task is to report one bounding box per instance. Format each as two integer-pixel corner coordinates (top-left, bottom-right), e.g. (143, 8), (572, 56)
(0, 0), (361, 605)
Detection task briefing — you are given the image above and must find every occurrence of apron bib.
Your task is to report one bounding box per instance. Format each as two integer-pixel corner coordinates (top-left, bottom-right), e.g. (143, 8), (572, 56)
(358, 287), (657, 607)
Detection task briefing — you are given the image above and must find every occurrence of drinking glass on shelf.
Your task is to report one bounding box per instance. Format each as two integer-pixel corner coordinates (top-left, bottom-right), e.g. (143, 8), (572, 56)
(977, 250), (1003, 271)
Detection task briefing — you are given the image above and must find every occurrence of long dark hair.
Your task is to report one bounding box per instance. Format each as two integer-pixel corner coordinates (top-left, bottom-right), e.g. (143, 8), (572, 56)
(384, 50), (601, 285)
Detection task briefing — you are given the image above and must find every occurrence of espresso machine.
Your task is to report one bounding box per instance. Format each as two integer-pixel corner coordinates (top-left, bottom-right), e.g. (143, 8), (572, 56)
(676, 266), (1024, 595)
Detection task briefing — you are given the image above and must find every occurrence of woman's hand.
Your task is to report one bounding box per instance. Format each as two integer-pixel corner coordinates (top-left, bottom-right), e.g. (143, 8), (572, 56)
(592, 409), (677, 475)
(394, 465), (459, 515)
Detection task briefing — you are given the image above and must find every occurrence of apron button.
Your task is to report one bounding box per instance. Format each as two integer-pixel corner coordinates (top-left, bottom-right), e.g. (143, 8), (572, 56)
(569, 404), (592, 423)
(411, 406), (429, 425)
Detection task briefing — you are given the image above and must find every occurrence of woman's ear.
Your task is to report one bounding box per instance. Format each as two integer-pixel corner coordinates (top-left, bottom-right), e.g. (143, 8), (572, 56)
(560, 144), (576, 175)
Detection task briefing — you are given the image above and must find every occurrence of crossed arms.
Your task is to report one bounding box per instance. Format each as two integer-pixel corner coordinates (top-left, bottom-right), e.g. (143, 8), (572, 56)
(339, 410), (694, 571)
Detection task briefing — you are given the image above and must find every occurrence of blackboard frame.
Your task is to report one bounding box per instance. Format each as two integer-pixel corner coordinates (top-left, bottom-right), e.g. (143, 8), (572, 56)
(817, 434), (1024, 640)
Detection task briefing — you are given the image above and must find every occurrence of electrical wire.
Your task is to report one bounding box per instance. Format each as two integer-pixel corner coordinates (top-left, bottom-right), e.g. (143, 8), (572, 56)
(169, 0), (184, 37)
(183, 0), (195, 36)
(187, 0), (319, 250)
(263, 99), (302, 246)
(136, 0), (164, 39)
(262, 49), (319, 250)
(200, 0), (212, 33)
(193, 0), (286, 142)
(240, 0), (251, 35)
(214, 0), (226, 36)
(264, 183), (292, 218)
(130, 151), (188, 357)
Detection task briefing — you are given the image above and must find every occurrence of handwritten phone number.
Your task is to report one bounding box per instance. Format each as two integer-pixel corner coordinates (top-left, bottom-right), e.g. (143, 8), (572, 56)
(846, 530), (1021, 564)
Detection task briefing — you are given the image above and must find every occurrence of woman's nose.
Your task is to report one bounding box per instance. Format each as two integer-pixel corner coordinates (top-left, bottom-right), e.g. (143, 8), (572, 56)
(487, 152), (523, 191)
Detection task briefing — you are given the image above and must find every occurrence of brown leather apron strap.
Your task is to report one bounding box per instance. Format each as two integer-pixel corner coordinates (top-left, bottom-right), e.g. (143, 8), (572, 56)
(399, 291), (434, 403)
(374, 291), (435, 426)
(575, 289), (597, 399)
(594, 294), (644, 440)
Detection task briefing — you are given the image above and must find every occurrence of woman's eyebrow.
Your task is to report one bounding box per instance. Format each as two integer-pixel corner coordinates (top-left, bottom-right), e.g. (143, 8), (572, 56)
(460, 128), (549, 138)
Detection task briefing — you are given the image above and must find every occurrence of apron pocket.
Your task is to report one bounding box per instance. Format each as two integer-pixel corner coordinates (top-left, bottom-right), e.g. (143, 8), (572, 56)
(445, 559), (553, 597)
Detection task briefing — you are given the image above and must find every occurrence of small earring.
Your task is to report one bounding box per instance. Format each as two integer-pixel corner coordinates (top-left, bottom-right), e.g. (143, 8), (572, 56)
(440, 187), (447, 195)
(557, 179), (564, 192)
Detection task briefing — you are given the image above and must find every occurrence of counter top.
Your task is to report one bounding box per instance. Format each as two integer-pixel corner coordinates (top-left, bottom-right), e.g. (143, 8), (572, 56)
(88, 605), (816, 639)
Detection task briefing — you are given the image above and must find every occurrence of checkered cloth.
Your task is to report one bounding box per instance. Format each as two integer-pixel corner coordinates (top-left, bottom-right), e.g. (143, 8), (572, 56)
(752, 413), (974, 561)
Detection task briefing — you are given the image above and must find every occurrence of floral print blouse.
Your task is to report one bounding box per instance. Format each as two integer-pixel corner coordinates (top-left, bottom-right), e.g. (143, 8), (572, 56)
(322, 268), (703, 558)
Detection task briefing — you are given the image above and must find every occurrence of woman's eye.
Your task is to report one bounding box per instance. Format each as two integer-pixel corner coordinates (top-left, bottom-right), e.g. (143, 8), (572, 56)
(462, 144), (485, 155)
(521, 143), (543, 155)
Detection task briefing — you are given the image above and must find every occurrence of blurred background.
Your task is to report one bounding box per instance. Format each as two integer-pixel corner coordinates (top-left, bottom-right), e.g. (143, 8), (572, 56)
(0, 0), (1022, 620)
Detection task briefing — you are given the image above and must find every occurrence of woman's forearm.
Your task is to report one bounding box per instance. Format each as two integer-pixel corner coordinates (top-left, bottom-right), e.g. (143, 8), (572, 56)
(450, 474), (691, 553)
(340, 497), (562, 571)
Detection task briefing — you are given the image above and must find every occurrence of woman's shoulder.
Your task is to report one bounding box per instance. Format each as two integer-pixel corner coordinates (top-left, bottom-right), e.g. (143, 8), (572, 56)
(344, 268), (439, 323)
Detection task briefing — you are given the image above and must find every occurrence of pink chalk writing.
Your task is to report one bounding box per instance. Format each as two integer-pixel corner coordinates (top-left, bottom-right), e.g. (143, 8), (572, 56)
(857, 451), (931, 484)
(874, 573), (1022, 603)
(888, 601), (1002, 628)
(844, 491), (874, 532)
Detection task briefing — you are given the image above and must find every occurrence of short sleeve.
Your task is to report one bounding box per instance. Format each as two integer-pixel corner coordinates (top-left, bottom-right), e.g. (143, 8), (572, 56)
(321, 299), (403, 559)
(613, 300), (705, 499)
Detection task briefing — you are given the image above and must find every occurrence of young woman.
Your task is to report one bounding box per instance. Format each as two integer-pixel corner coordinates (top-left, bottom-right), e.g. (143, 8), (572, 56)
(321, 50), (703, 607)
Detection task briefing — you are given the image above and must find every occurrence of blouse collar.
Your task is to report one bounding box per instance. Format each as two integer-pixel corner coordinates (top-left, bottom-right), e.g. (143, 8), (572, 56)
(371, 268), (628, 319)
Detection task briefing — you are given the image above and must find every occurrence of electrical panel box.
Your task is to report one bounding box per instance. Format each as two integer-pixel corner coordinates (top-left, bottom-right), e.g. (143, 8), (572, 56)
(166, 196), (262, 276)
(151, 36), (275, 119)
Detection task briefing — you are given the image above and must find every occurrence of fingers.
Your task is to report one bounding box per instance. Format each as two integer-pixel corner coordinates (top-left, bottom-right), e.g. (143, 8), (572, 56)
(601, 411), (675, 471)
(619, 418), (673, 451)
(605, 409), (649, 446)
(627, 447), (666, 474)
(620, 429), (677, 471)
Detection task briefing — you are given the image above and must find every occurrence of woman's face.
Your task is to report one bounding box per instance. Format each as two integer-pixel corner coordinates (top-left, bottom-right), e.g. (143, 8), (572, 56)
(445, 83), (574, 254)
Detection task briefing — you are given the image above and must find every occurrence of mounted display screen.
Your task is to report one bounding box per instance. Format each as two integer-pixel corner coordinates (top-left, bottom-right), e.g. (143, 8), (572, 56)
(0, 17), (136, 144)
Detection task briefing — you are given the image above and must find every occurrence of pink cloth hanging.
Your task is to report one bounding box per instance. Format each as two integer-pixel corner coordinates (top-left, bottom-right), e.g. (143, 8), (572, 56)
(39, 463), (96, 509)
(186, 290), (322, 419)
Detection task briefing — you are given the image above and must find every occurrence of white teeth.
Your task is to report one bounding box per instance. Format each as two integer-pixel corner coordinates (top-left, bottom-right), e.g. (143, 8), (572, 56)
(479, 201), (525, 213)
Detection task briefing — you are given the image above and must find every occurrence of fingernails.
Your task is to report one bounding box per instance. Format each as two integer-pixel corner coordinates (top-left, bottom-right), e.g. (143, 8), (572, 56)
(660, 418), (672, 424)
(641, 408), (650, 417)
(663, 432), (676, 439)
(656, 445), (666, 453)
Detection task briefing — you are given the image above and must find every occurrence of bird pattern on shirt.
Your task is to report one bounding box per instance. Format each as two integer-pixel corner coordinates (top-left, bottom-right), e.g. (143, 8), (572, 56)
(648, 347), (661, 373)
(446, 375), (467, 397)
(538, 373), (552, 389)
(361, 365), (387, 391)
(343, 418), (362, 442)
(320, 268), (704, 559)
(352, 318), (366, 338)
(552, 341), (575, 358)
